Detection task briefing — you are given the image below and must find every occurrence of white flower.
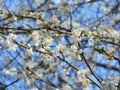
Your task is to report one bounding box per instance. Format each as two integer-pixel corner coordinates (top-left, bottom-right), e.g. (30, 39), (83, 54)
(49, 15), (60, 26)
(35, 71), (43, 78)
(7, 33), (17, 42)
(60, 19), (70, 28)
(77, 68), (90, 87)
(13, 15), (17, 20)
(4, 39), (17, 51)
(72, 26), (88, 42)
(34, 0), (41, 7)
(102, 75), (119, 90)
(26, 60), (37, 69)
(25, 48), (33, 56)
(42, 37), (53, 46)
(57, 43), (66, 53)
(106, 46), (115, 55)
(10, 67), (17, 72)
(57, 1), (70, 15)
(77, 53), (81, 60)
(3, 69), (10, 75)
(5, 39), (11, 46)
(36, 19), (42, 25)
(110, 30), (120, 39)
(31, 31), (40, 46)
(26, 78), (35, 86)
(31, 88), (38, 90)
(62, 84), (72, 90)
(71, 44), (78, 53)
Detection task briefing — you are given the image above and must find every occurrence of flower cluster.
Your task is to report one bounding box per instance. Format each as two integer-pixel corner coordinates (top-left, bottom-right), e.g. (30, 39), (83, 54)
(0, 0), (119, 90)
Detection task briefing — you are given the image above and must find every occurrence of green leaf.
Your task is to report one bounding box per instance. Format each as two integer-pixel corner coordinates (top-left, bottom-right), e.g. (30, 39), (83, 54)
(34, 65), (39, 71)
(81, 30), (86, 35)
(44, 65), (50, 70)
(93, 47), (104, 54)
(26, 31), (31, 35)
(0, 10), (3, 14)
(26, 24), (33, 28)
(117, 80), (120, 90)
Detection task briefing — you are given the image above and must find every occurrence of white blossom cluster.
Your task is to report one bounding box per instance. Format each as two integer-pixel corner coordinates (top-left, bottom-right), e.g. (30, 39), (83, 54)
(102, 75), (120, 90)
(77, 68), (90, 87)
(0, 0), (119, 90)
